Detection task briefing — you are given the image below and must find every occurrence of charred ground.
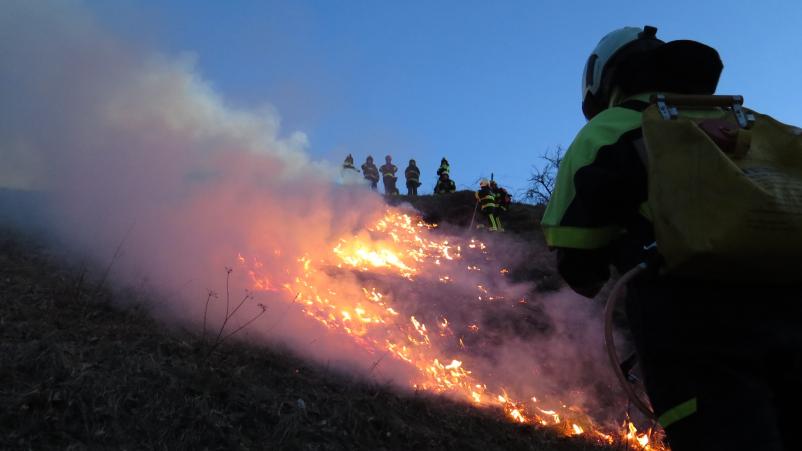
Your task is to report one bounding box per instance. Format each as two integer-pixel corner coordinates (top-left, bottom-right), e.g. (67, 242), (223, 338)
(0, 194), (615, 451)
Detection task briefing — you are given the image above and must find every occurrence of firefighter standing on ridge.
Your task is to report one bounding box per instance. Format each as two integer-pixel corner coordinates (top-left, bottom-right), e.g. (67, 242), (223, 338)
(342, 154), (357, 171)
(380, 155), (399, 195)
(404, 159), (421, 196)
(475, 179), (499, 231)
(341, 153), (360, 183)
(437, 158), (450, 177)
(434, 171), (456, 194)
(541, 25), (802, 450)
(490, 180), (509, 232)
(361, 155), (379, 190)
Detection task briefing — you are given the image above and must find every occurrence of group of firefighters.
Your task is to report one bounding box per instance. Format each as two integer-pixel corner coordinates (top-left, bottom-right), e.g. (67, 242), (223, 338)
(342, 154), (510, 232)
(342, 154), (459, 196)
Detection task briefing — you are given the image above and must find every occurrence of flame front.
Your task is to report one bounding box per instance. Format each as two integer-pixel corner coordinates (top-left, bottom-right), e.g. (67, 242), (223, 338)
(241, 209), (667, 449)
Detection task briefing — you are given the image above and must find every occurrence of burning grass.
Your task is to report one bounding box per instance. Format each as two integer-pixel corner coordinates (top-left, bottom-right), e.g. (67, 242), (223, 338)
(0, 192), (664, 449)
(237, 203), (664, 450)
(397, 191), (561, 290)
(0, 228), (610, 450)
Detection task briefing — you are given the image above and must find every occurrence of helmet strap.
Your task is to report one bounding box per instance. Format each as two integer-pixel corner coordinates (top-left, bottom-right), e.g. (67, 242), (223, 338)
(582, 92), (604, 121)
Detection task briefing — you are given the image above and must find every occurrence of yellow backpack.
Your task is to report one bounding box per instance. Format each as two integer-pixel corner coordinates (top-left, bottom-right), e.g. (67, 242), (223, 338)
(641, 94), (802, 283)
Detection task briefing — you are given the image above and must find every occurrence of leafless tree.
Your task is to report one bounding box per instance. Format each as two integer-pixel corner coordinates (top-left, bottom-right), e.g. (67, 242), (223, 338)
(524, 147), (564, 205)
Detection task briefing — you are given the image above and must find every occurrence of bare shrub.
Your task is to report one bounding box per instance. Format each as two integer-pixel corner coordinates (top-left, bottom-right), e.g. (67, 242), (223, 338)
(525, 147), (564, 205)
(201, 267), (267, 355)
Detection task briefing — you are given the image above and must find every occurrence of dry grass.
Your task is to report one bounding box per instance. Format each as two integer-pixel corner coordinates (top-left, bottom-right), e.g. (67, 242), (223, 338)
(0, 201), (608, 450)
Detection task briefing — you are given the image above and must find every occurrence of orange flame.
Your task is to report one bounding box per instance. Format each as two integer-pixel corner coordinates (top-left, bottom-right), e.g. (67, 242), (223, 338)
(241, 209), (668, 450)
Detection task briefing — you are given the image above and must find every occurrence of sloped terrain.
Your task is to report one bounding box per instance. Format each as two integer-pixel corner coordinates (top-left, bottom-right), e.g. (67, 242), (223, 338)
(0, 195), (617, 451)
(396, 191), (560, 290)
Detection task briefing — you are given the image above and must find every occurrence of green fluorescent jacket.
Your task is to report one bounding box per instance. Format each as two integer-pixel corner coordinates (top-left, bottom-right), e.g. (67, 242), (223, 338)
(542, 97), (649, 250)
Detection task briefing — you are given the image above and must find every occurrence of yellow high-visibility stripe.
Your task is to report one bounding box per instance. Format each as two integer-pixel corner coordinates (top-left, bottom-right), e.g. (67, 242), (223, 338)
(541, 95), (649, 235)
(543, 225), (622, 249)
(658, 398), (697, 428)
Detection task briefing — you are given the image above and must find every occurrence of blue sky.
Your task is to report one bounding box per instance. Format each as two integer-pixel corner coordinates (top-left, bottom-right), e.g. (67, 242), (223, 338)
(87, 0), (802, 196)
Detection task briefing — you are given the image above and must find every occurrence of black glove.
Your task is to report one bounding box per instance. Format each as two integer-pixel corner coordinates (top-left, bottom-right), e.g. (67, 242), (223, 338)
(556, 247), (611, 298)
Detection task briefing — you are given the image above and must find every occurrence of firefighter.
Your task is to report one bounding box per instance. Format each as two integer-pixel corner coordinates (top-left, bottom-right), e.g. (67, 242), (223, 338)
(475, 179), (499, 231)
(436, 157), (450, 177)
(434, 171), (456, 194)
(341, 153), (360, 183)
(342, 154), (357, 171)
(404, 159), (421, 196)
(380, 155), (399, 195)
(361, 155), (379, 190)
(490, 180), (509, 232)
(542, 25), (802, 450)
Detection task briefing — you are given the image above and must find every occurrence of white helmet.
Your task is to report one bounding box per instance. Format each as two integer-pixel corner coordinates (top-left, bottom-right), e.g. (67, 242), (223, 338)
(581, 25), (723, 120)
(479, 179), (490, 188)
(582, 26), (662, 120)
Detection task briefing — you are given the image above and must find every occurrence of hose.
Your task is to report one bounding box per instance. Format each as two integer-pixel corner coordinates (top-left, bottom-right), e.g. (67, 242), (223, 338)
(604, 262), (656, 420)
(467, 198), (479, 232)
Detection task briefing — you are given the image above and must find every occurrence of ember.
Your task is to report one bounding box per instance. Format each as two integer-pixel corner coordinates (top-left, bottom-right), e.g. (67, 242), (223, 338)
(242, 209), (667, 449)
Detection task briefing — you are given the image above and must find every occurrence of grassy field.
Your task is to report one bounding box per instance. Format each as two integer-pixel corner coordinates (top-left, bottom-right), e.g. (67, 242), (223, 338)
(0, 194), (618, 450)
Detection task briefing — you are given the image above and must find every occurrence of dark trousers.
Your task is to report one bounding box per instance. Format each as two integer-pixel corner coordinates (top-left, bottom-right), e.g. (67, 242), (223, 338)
(480, 206), (498, 230)
(383, 176), (397, 195)
(406, 181), (418, 196)
(493, 207), (504, 231)
(625, 274), (802, 450)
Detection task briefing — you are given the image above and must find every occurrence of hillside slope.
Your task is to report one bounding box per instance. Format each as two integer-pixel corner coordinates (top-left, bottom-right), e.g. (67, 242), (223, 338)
(395, 191), (560, 290)
(0, 197), (616, 451)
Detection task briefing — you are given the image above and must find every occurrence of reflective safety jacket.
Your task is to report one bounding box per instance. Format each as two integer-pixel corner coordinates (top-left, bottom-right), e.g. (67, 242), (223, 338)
(343, 155), (355, 168)
(361, 163), (379, 182)
(494, 186), (511, 211)
(541, 95), (653, 296)
(434, 178), (456, 194)
(475, 186), (497, 210)
(380, 163), (398, 179)
(437, 163), (450, 177)
(542, 97), (652, 250)
(404, 165), (420, 182)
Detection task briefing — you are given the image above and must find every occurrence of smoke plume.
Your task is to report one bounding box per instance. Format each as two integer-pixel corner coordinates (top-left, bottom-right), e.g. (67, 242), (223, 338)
(1, 0), (627, 434)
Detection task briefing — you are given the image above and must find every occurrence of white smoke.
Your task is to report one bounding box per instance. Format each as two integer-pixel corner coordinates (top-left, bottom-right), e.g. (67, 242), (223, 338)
(0, 0), (401, 372)
(1, 0), (626, 432)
